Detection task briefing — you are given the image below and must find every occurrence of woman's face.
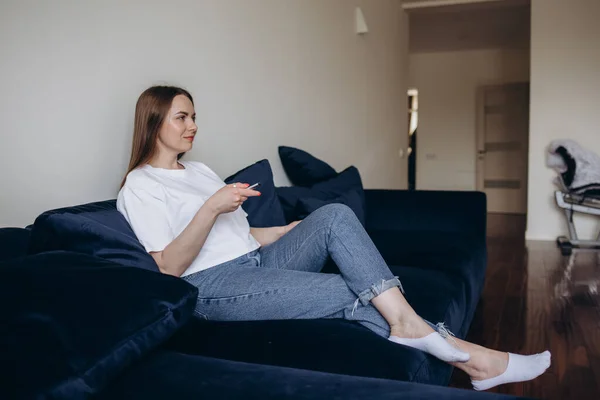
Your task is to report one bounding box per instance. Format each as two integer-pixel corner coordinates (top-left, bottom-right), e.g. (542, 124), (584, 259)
(157, 94), (198, 156)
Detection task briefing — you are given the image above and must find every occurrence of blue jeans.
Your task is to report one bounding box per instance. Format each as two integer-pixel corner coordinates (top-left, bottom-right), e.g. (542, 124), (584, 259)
(183, 203), (439, 338)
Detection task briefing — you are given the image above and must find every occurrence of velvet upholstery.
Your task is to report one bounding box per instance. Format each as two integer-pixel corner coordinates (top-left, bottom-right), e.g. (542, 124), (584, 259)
(224, 159), (286, 227)
(163, 265), (470, 385)
(100, 351), (533, 400)
(27, 200), (159, 271)
(0, 251), (197, 400)
(162, 188), (487, 387)
(364, 189), (487, 237)
(276, 185), (314, 222)
(295, 189), (366, 226)
(278, 145), (338, 186)
(165, 317), (450, 384)
(277, 166), (366, 223)
(364, 189), (487, 342)
(0, 166), (493, 398)
(310, 166), (364, 201)
(0, 227), (30, 262)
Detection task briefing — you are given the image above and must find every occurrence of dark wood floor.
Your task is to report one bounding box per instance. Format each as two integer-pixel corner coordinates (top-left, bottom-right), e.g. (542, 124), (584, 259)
(449, 214), (600, 399)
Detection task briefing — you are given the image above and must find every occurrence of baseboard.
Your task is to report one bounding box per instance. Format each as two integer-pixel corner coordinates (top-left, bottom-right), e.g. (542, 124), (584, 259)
(525, 230), (557, 241)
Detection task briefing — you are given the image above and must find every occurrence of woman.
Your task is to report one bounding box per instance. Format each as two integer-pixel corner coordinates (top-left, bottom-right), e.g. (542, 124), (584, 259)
(117, 85), (550, 391)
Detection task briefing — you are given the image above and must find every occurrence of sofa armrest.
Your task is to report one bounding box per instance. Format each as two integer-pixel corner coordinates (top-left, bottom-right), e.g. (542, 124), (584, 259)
(364, 189), (487, 237)
(364, 190), (487, 339)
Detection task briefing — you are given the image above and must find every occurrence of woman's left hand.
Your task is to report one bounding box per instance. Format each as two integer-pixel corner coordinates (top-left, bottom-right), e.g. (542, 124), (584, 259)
(283, 220), (302, 235)
(250, 221), (302, 247)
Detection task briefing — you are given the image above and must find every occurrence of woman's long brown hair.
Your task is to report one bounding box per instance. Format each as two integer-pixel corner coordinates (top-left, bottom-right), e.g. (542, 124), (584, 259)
(120, 85), (194, 188)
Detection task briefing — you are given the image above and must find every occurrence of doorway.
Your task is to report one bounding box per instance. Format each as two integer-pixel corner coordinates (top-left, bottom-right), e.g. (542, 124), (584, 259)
(476, 82), (530, 214)
(408, 89), (418, 191)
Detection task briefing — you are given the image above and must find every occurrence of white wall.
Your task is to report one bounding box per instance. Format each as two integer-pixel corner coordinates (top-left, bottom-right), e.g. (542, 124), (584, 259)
(409, 49), (530, 190)
(0, 0), (408, 227)
(526, 0), (600, 240)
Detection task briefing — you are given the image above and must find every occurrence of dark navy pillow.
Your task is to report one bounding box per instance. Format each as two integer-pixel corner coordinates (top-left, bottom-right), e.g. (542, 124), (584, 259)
(279, 146), (338, 187)
(0, 251), (197, 400)
(296, 189), (366, 226)
(28, 200), (158, 271)
(225, 159), (286, 227)
(276, 166), (366, 223)
(276, 186), (314, 224)
(311, 166), (365, 202)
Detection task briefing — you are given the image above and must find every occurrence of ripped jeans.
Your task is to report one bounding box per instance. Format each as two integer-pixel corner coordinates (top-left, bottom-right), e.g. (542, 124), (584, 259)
(182, 203), (442, 338)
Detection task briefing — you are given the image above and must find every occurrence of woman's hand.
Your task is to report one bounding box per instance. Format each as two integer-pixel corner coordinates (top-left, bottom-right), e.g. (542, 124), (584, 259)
(206, 183), (261, 215)
(250, 221), (302, 247)
(283, 220), (302, 235)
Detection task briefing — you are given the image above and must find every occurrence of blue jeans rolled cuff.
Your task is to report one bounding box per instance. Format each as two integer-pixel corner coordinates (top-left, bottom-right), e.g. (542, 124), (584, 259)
(357, 276), (405, 307)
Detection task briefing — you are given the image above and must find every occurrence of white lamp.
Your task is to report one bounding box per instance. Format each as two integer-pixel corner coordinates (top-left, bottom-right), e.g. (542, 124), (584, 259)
(355, 7), (368, 35)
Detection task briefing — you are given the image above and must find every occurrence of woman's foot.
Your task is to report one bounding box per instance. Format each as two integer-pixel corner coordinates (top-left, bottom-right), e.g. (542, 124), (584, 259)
(469, 349), (551, 391)
(388, 317), (470, 363)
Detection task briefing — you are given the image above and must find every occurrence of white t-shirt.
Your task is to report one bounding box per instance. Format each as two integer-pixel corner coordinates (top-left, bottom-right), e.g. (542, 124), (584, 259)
(116, 160), (260, 277)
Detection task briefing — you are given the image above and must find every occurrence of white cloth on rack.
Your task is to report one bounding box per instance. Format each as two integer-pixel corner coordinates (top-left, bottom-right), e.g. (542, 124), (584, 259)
(547, 139), (600, 192)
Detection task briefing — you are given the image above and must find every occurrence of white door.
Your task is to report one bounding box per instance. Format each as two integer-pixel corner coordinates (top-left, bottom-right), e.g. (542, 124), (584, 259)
(476, 82), (530, 214)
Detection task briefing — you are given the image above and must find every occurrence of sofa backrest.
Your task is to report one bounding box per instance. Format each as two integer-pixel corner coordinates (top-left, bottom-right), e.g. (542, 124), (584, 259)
(0, 227), (31, 263)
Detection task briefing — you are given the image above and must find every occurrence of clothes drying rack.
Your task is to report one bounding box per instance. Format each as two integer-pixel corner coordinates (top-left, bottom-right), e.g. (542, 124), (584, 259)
(555, 176), (600, 255)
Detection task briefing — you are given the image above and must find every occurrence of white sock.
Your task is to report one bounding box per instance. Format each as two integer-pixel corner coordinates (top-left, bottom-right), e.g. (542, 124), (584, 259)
(471, 351), (551, 391)
(388, 332), (470, 363)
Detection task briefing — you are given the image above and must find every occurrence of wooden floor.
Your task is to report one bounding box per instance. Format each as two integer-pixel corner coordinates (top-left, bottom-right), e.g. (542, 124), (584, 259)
(449, 214), (600, 399)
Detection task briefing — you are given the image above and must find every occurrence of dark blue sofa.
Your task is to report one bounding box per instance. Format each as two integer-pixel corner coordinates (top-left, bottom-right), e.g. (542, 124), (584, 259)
(0, 183), (527, 399)
(162, 189), (489, 385)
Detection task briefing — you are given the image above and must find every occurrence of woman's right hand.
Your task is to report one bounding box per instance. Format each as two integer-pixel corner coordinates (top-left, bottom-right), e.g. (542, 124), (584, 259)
(206, 183), (261, 215)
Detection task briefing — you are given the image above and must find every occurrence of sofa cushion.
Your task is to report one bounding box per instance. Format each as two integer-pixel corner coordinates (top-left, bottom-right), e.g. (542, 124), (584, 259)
(27, 200), (159, 272)
(164, 266), (468, 386)
(165, 312), (463, 386)
(370, 230), (485, 344)
(164, 262), (468, 386)
(295, 189), (366, 226)
(0, 251), (197, 400)
(278, 145), (337, 186)
(0, 227), (30, 263)
(277, 166), (365, 223)
(99, 351), (530, 400)
(165, 318), (435, 383)
(224, 159), (286, 227)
